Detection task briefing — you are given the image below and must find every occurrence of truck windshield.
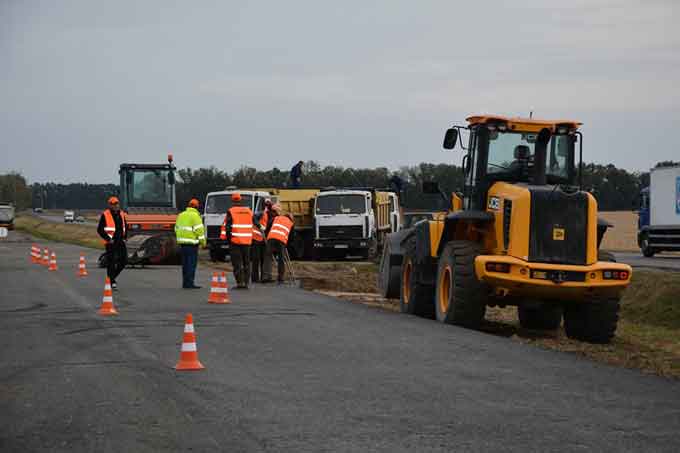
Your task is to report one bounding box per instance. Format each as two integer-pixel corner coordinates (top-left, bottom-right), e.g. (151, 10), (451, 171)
(0, 207), (14, 222)
(316, 194), (366, 214)
(205, 194), (253, 214)
(486, 132), (574, 184)
(127, 169), (174, 206)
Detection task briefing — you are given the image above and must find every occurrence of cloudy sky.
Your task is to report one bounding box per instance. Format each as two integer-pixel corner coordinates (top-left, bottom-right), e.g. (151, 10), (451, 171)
(1, 0), (678, 183)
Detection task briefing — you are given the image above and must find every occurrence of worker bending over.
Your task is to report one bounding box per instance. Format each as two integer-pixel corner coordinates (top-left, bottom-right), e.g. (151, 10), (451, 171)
(97, 196), (128, 290)
(224, 192), (254, 289)
(251, 199), (272, 283)
(264, 207), (295, 284)
(175, 198), (206, 289)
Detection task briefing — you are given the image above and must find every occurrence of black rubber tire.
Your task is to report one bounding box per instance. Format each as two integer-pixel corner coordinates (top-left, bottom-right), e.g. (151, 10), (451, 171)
(378, 241), (400, 299)
(563, 298), (620, 344)
(598, 250), (616, 262)
(434, 241), (487, 328)
(399, 238), (435, 318)
(518, 304), (562, 330)
(640, 233), (655, 258)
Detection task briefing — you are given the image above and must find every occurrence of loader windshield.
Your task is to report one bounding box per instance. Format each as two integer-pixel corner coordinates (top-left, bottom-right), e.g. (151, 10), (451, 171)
(486, 131), (574, 185)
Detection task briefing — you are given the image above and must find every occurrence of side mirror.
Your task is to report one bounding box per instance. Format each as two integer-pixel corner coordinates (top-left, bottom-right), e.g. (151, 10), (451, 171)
(443, 128), (458, 149)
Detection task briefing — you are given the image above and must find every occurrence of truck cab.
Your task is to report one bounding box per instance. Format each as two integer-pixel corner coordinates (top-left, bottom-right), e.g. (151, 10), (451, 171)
(637, 166), (680, 257)
(0, 203), (15, 230)
(313, 189), (400, 259)
(203, 189), (269, 261)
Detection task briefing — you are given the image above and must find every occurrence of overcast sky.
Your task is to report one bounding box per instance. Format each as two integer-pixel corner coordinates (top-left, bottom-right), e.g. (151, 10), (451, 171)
(1, 0), (678, 183)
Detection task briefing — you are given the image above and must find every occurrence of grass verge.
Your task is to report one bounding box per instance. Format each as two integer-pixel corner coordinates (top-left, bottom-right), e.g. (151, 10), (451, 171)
(15, 215), (102, 249)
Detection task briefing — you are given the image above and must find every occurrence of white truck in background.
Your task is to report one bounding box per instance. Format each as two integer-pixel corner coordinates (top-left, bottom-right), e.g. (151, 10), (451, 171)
(203, 189), (270, 261)
(63, 210), (75, 223)
(312, 189), (400, 259)
(638, 165), (680, 256)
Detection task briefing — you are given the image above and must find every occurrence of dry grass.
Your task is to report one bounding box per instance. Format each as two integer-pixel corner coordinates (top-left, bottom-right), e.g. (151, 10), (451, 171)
(599, 211), (639, 252)
(15, 215), (102, 249)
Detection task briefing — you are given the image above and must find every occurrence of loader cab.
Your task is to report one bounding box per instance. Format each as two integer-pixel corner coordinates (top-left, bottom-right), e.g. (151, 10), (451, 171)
(444, 115), (582, 210)
(119, 155), (177, 211)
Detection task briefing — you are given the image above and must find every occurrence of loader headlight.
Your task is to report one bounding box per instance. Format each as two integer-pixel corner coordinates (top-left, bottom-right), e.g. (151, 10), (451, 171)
(485, 262), (510, 273)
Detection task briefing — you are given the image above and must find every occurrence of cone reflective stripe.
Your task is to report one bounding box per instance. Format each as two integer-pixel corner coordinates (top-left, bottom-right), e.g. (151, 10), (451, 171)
(31, 245), (40, 263)
(77, 254), (88, 277)
(175, 313), (205, 371)
(98, 277), (118, 315)
(220, 272), (231, 303)
(208, 272), (220, 303)
(42, 248), (50, 266)
(48, 252), (58, 271)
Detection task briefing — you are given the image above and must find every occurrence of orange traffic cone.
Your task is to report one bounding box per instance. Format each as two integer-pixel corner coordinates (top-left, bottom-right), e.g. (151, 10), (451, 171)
(220, 272), (231, 304)
(42, 248), (50, 266)
(48, 252), (58, 271)
(77, 254), (88, 277)
(98, 277), (118, 316)
(208, 272), (220, 303)
(30, 244), (39, 264)
(175, 313), (205, 371)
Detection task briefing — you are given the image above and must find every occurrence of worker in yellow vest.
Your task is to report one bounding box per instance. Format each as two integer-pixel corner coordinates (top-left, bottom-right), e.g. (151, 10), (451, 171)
(224, 193), (254, 289)
(97, 196), (128, 290)
(175, 198), (206, 289)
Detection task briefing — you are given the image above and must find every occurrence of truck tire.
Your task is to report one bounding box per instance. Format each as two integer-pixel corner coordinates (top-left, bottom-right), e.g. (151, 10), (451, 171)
(563, 298), (620, 344)
(399, 238), (435, 318)
(378, 240), (400, 299)
(640, 233), (655, 257)
(434, 241), (487, 328)
(518, 304), (562, 330)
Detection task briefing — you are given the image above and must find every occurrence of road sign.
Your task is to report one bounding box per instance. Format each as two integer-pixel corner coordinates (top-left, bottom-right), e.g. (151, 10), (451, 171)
(0, 227), (7, 238)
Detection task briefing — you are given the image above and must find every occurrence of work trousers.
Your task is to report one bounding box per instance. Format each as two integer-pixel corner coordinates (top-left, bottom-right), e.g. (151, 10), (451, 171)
(180, 245), (199, 288)
(230, 244), (251, 287)
(264, 240), (286, 282)
(250, 241), (265, 282)
(105, 241), (127, 283)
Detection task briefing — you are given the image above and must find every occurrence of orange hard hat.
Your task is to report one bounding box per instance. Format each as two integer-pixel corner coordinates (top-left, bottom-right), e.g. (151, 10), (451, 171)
(108, 196), (120, 205)
(188, 198), (200, 208)
(231, 192), (242, 202)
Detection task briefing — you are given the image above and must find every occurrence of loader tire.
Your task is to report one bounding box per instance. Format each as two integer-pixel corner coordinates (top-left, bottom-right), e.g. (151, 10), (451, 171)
(563, 298), (620, 344)
(399, 238), (435, 318)
(518, 304), (562, 330)
(378, 240), (400, 299)
(434, 241), (487, 328)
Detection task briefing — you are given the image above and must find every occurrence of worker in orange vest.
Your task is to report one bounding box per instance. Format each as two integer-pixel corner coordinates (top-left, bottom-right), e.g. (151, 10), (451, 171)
(224, 192), (254, 289)
(97, 196), (128, 290)
(251, 199), (272, 283)
(263, 208), (295, 284)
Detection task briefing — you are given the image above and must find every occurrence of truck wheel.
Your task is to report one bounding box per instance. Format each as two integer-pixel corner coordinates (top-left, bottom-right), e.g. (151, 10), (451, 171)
(378, 240), (400, 299)
(434, 241), (487, 328)
(518, 304), (562, 330)
(640, 233), (655, 257)
(563, 298), (620, 344)
(399, 238), (435, 318)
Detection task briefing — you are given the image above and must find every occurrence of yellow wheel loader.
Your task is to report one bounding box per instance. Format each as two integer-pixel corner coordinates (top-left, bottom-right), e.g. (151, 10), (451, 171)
(379, 115), (632, 343)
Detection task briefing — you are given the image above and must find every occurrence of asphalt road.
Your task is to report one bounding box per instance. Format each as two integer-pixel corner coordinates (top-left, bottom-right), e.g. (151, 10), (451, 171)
(2, 231), (680, 452)
(31, 211), (97, 225)
(614, 252), (680, 272)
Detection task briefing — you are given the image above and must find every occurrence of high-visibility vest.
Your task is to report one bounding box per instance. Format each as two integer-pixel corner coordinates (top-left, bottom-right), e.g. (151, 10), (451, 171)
(175, 207), (206, 246)
(227, 206), (254, 245)
(252, 210), (269, 243)
(102, 209), (127, 243)
(267, 216), (293, 245)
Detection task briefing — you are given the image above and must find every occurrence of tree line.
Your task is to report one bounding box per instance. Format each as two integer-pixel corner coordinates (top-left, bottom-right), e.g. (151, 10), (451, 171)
(2, 160), (677, 212)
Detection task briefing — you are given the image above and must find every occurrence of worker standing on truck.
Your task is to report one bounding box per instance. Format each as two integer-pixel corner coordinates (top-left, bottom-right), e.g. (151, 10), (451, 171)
(290, 160), (304, 188)
(264, 208), (295, 284)
(175, 198), (206, 289)
(97, 196), (128, 291)
(224, 192), (254, 289)
(251, 199), (272, 283)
